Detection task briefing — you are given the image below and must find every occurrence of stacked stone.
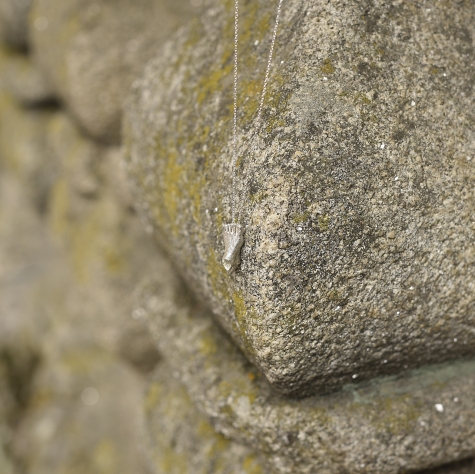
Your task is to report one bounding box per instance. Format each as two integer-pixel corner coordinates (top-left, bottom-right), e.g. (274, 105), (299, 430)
(125, 0), (475, 472)
(0, 0), (200, 473)
(0, 0), (473, 473)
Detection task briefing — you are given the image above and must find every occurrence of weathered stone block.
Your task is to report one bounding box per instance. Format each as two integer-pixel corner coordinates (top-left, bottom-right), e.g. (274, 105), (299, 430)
(144, 364), (267, 474)
(0, 0), (30, 48)
(29, 0), (203, 144)
(135, 254), (475, 474)
(125, 0), (475, 396)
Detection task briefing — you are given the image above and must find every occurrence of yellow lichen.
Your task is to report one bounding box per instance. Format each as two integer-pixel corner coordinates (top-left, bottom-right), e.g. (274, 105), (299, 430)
(318, 214), (330, 231)
(321, 58), (335, 75)
(93, 439), (118, 474)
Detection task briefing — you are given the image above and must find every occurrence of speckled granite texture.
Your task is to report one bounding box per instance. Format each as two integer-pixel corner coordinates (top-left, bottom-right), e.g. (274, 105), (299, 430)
(135, 257), (475, 474)
(125, 0), (475, 397)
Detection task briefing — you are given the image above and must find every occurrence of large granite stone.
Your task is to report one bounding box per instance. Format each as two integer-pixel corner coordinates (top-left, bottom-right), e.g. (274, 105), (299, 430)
(422, 458), (475, 474)
(125, 0), (475, 396)
(135, 254), (475, 474)
(145, 363), (475, 474)
(29, 0), (204, 144)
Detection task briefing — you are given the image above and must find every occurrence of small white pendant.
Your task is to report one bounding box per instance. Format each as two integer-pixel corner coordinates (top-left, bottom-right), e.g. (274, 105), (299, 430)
(222, 223), (244, 273)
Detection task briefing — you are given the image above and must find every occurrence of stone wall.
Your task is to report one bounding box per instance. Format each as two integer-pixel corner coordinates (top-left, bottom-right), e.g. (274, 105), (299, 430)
(0, 0), (474, 473)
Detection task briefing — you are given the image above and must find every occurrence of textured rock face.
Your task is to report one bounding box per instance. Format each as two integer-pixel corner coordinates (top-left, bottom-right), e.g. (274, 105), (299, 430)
(29, 0), (203, 143)
(125, 0), (475, 396)
(44, 111), (161, 373)
(144, 364), (266, 474)
(136, 259), (475, 474)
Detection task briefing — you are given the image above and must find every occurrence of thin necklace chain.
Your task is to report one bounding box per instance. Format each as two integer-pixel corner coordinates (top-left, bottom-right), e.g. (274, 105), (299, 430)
(230, 0), (284, 223)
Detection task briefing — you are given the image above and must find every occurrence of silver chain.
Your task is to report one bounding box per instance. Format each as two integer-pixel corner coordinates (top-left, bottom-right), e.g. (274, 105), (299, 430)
(230, 0), (284, 223)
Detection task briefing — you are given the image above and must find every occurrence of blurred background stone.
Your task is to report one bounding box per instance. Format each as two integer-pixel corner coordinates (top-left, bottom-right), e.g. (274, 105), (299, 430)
(0, 0), (474, 472)
(422, 458), (475, 474)
(125, 0), (475, 397)
(0, 47), (55, 106)
(144, 363), (266, 474)
(137, 265), (475, 474)
(29, 0), (204, 144)
(0, 0), (30, 49)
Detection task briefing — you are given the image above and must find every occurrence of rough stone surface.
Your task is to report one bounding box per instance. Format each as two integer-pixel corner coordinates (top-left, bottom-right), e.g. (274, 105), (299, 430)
(0, 0), (30, 48)
(12, 344), (150, 474)
(125, 0), (475, 397)
(0, 88), (56, 211)
(136, 262), (475, 474)
(0, 173), (50, 422)
(144, 364), (267, 474)
(30, 0), (204, 144)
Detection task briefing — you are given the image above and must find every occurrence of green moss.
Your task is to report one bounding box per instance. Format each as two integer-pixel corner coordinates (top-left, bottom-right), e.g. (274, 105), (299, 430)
(250, 189), (268, 204)
(327, 289), (341, 302)
(197, 60), (233, 105)
(353, 91), (372, 105)
(103, 246), (126, 274)
(155, 131), (206, 238)
(232, 291), (260, 361)
(158, 445), (188, 474)
(233, 290), (247, 330)
(366, 395), (423, 435)
(321, 58), (335, 75)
